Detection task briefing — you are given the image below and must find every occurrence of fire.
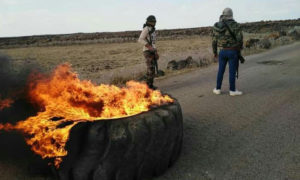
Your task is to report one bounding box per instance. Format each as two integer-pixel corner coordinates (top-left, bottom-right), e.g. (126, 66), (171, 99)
(0, 63), (173, 168)
(0, 97), (13, 110)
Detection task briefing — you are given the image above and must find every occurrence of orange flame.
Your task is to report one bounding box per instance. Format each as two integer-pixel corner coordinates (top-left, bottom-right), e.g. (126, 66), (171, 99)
(0, 64), (173, 168)
(0, 97), (13, 110)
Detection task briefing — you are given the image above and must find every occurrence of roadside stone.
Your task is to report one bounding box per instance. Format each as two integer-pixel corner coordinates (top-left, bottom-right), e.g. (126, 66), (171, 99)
(177, 59), (188, 70)
(199, 57), (211, 67)
(278, 30), (287, 36)
(259, 39), (272, 49)
(185, 56), (199, 68)
(167, 60), (178, 70)
(167, 56), (199, 70)
(245, 38), (260, 48)
(275, 36), (292, 45)
(267, 32), (280, 40)
(156, 70), (165, 77)
(288, 26), (300, 40)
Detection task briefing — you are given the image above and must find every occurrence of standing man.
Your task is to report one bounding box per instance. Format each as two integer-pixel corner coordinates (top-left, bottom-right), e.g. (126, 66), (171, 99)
(138, 15), (159, 90)
(212, 8), (244, 96)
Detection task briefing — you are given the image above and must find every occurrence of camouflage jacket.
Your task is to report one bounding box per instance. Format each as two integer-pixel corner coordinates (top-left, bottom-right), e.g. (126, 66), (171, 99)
(212, 19), (243, 55)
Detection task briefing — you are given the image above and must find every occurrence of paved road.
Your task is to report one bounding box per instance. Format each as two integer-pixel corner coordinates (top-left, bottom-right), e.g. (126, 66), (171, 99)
(155, 42), (300, 180)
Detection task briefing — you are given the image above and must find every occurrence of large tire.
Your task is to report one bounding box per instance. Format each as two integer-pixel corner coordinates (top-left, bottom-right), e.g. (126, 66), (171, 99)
(56, 100), (183, 180)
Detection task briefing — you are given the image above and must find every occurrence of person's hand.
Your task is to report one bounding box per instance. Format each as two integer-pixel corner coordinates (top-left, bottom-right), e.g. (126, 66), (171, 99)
(239, 57), (245, 64)
(214, 54), (218, 59)
(155, 52), (159, 60)
(145, 44), (155, 52)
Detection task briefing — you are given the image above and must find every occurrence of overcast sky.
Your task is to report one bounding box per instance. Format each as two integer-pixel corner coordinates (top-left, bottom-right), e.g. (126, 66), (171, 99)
(0, 0), (299, 37)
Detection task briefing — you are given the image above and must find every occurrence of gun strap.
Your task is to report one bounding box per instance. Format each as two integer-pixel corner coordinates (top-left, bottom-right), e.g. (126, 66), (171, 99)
(223, 21), (237, 42)
(223, 20), (240, 79)
(236, 61), (239, 79)
(146, 26), (153, 46)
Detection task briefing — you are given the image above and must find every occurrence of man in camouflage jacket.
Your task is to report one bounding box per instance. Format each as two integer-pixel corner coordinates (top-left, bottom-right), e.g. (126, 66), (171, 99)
(212, 8), (244, 96)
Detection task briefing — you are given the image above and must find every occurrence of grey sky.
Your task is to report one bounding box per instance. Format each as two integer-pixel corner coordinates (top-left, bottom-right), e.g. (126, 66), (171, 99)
(0, 0), (299, 37)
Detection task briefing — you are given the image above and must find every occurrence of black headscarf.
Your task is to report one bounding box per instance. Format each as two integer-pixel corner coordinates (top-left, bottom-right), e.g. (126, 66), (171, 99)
(143, 22), (155, 33)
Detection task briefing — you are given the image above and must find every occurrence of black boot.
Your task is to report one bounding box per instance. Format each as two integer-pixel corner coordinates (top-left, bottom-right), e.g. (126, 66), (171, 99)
(149, 84), (157, 90)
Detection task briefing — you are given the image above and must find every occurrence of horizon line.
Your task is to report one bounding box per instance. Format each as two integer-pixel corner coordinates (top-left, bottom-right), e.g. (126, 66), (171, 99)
(1, 18), (299, 39)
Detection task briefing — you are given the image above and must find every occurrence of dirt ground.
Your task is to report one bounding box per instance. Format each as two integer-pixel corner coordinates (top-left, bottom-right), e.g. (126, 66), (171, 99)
(0, 36), (211, 81)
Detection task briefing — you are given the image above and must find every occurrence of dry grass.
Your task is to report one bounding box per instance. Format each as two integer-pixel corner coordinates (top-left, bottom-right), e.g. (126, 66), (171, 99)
(0, 33), (295, 84)
(0, 36), (212, 83)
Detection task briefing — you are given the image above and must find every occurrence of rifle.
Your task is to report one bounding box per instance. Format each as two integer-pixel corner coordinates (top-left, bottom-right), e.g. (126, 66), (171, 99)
(223, 20), (245, 78)
(145, 27), (159, 75)
(153, 51), (159, 75)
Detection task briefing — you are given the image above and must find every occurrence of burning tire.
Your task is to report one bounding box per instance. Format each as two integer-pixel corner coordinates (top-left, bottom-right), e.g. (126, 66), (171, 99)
(0, 65), (180, 179)
(56, 100), (183, 180)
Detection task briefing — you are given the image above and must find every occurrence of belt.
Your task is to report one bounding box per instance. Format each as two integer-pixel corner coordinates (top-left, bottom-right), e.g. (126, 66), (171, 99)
(222, 47), (240, 50)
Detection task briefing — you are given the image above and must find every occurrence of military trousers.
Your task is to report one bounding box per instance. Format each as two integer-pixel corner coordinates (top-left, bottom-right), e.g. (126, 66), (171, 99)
(143, 51), (156, 87)
(216, 49), (238, 91)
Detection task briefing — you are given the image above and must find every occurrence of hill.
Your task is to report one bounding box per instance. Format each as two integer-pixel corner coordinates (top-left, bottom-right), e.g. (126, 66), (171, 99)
(0, 19), (299, 49)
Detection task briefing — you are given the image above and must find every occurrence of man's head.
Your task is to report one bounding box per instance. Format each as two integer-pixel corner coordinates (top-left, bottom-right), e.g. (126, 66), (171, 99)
(146, 15), (156, 27)
(222, 8), (233, 20)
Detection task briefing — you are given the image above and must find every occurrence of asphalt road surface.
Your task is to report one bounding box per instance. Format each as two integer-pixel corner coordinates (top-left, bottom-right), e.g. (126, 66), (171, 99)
(0, 43), (299, 180)
(155, 42), (300, 180)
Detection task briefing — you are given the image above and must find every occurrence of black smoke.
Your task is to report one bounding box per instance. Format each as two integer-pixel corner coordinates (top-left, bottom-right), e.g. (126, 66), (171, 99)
(0, 53), (53, 178)
(0, 54), (43, 123)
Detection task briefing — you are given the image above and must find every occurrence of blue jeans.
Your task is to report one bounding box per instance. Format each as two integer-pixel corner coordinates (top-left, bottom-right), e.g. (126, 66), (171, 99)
(216, 50), (238, 91)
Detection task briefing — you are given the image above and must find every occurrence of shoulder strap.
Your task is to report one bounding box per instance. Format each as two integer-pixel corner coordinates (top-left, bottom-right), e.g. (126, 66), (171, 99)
(223, 21), (237, 42)
(144, 26), (154, 47)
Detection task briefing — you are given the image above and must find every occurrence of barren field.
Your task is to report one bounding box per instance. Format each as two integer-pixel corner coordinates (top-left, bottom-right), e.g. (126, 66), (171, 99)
(0, 35), (213, 83)
(0, 31), (295, 84)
